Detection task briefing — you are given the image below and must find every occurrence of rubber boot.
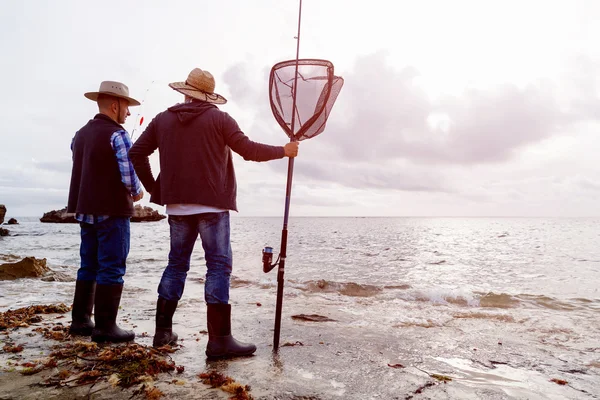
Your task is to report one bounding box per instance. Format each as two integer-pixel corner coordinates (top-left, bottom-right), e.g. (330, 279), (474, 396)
(91, 284), (135, 343)
(206, 303), (256, 358)
(69, 280), (96, 336)
(152, 297), (178, 347)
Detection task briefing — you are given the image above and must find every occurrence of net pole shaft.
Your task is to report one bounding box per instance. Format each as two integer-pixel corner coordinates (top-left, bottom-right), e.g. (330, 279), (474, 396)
(273, 0), (302, 352)
(273, 157), (294, 350)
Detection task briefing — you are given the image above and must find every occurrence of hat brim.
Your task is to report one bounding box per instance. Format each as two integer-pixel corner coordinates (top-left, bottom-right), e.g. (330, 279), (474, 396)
(84, 91), (141, 106)
(169, 82), (227, 105)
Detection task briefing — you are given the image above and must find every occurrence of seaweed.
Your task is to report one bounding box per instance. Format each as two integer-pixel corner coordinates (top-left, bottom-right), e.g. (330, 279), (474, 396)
(0, 304), (70, 331)
(199, 371), (254, 400)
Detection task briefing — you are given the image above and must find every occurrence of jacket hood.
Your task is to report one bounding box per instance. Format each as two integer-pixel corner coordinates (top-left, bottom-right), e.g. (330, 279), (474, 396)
(168, 101), (217, 125)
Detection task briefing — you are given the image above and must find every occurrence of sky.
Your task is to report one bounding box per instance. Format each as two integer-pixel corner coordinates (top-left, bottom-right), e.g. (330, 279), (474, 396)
(1, 0), (599, 217)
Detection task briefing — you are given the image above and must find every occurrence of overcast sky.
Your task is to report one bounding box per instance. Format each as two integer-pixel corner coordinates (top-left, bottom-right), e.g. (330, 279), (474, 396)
(1, 0), (599, 217)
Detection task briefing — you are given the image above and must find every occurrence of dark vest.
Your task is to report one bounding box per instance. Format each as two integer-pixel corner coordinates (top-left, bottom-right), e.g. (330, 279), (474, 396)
(67, 114), (134, 216)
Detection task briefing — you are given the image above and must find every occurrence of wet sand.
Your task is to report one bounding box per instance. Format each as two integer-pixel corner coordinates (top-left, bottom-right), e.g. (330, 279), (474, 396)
(2, 280), (598, 399)
(2, 217), (600, 399)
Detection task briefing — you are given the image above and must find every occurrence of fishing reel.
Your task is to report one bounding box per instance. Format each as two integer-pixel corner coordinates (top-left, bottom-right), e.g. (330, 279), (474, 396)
(262, 246), (279, 273)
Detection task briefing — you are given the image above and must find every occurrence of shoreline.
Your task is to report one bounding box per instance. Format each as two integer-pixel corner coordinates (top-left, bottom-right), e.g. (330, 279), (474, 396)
(2, 282), (599, 399)
(2, 218), (600, 399)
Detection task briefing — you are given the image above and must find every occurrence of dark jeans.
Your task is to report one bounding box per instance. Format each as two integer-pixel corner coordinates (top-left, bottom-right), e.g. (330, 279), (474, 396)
(158, 212), (232, 304)
(77, 217), (130, 285)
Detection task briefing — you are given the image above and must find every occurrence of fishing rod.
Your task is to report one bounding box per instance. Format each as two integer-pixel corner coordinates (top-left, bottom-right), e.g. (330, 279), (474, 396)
(273, 0), (302, 352)
(130, 80), (155, 141)
(262, 0), (344, 352)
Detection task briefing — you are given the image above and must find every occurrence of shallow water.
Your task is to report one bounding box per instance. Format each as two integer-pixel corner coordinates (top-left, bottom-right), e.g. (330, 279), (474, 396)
(1, 217), (599, 398)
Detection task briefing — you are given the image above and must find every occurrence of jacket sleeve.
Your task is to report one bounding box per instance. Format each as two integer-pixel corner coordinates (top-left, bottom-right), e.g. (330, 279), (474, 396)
(220, 112), (285, 162)
(128, 117), (158, 193)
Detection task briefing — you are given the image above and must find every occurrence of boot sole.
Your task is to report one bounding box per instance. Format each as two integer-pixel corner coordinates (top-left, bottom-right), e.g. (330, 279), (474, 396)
(69, 327), (94, 336)
(153, 340), (178, 348)
(205, 351), (256, 359)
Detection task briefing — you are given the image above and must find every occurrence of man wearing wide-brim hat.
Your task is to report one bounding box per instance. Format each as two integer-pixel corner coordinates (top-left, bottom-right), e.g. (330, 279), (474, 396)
(129, 68), (299, 358)
(67, 81), (144, 344)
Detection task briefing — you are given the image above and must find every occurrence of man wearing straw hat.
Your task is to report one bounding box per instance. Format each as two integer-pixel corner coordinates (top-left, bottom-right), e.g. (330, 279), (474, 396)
(129, 68), (299, 358)
(67, 81), (144, 343)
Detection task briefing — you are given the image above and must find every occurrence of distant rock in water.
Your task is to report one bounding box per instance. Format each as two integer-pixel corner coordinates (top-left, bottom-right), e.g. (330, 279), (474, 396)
(40, 205), (165, 223)
(40, 207), (77, 223)
(130, 205), (166, 222)
(0, 228), (8, 237)
(0, 204), (6, 224)
(7, 218), (18, 225)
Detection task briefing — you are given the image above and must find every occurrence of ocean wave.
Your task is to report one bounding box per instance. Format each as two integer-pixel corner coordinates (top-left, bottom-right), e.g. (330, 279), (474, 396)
(298, 279), (383, 297)
(0, 254), (23, 262)
(384, 288), (600, 311)
(231, 275), (600, 311)
(453, 311), (516, 322)
(393, 319), (440, 328)
(475, 292), (600, 311)
(9, 232), (48, 237)
(383, 284), (411, 290)
(478, 292), (521, 308)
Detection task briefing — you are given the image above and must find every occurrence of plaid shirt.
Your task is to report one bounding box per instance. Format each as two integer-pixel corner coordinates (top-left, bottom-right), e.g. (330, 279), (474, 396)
(72, 129), (142, 224)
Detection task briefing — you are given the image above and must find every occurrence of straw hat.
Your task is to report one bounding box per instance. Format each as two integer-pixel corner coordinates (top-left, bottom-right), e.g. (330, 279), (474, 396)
(169, 68), (227, 104)
(84, 81), (141, 106)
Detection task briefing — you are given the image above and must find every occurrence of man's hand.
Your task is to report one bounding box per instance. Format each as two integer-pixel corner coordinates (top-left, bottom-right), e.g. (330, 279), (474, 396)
(133, 192), (144, 202)
(284, 141), (299, 158)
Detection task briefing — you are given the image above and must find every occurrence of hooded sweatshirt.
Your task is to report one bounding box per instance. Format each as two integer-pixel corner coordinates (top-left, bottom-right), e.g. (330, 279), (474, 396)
(128, 101), (285, 211)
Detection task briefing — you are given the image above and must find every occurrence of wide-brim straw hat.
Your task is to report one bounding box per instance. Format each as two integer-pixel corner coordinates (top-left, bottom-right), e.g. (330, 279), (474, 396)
(169, 68), (227, 104)
(84, 81), (141, 106)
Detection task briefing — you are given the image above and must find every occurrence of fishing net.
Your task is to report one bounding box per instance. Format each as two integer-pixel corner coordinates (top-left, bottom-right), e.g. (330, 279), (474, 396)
(269, 59), (344, 141)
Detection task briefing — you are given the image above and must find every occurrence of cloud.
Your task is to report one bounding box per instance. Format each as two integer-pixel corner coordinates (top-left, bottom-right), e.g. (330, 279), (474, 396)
(0, 159), (70, 189)
(220, 52), (600, 204)
(226, 52), (600, 170)
(567, 56), (600, 120)
(322, 52), (584, 166)
(294, 161), (452, 192)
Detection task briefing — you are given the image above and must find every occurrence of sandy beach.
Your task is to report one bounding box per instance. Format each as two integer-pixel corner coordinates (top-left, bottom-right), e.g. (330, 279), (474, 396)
(1, 217), (600, 399)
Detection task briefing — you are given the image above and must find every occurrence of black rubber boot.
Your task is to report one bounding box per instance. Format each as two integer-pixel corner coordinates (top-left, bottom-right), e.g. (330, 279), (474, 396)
(91, 284), (135, 343)
(69, 280), (96, 336)
(152, 297), (178, 347)
(206, 303), (256, 359)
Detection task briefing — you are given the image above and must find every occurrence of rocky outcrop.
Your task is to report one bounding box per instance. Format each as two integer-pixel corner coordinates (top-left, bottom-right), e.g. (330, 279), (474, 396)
(0, 204), (6, 225)
(40, 205), (166, 223)
(0, 257), (50, 280)
(40, 207), (77, 223)
(130, 205), (166, 222)
(7, 218), (18, 225)
(0, 257), (73, 281)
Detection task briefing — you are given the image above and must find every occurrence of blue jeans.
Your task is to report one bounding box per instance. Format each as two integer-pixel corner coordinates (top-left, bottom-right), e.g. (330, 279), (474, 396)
(77, 217), (130, 285)
(158, 212), (232, 304)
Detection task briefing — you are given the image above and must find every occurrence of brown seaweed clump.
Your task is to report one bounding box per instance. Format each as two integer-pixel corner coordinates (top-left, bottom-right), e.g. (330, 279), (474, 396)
(199, 371), (254, 400)
(40, 342), (180, 391)
(0, 304), (70, 330)
(33, 323), (71, 341)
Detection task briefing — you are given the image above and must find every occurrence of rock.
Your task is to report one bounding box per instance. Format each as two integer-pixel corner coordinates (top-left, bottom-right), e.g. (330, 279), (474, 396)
(39, 205), (166, 223)
(0, 204), (5, 224)
(0, 257), (73, 281)
(0, 257), (50, 280)
(291, 314), (337, 322)
(131, 205), (166, 222)
(40, 207), (77, 223)
(7, 218), (18, 225)
(0, 228), (8, 237)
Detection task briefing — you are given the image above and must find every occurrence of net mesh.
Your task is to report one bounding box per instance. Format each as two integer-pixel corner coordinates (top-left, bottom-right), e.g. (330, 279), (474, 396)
(269, 59), (344, 141)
